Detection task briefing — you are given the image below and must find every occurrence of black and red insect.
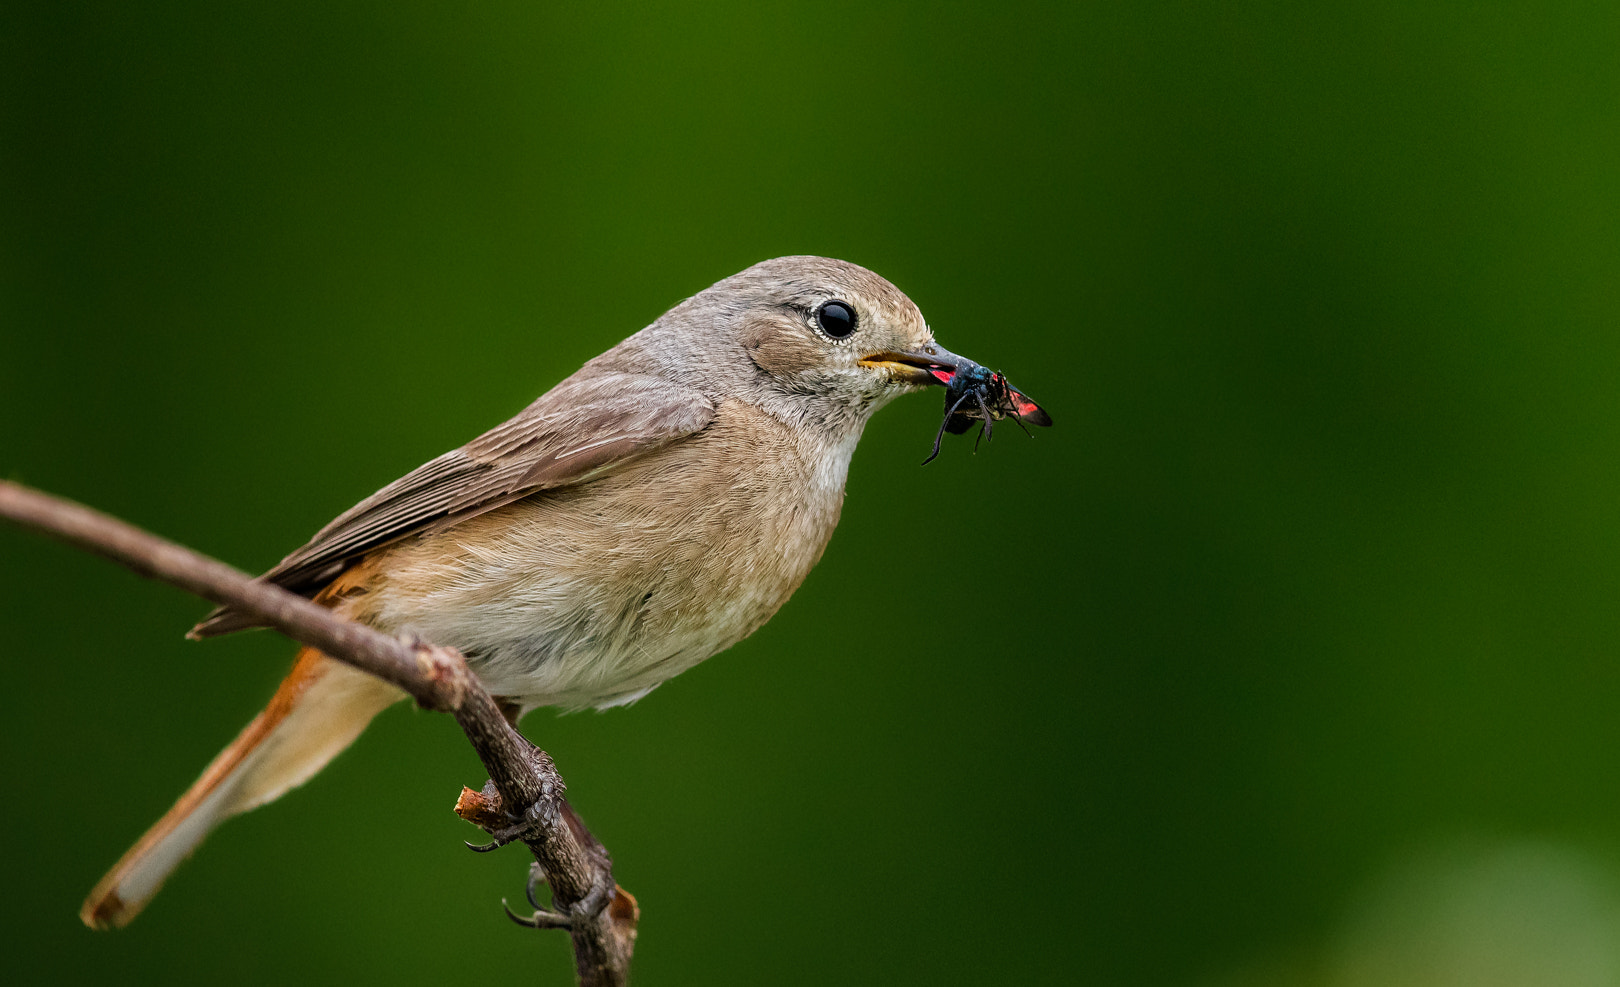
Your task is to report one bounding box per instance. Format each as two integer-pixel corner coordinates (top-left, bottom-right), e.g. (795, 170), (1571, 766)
(922, 361), (1052, 465)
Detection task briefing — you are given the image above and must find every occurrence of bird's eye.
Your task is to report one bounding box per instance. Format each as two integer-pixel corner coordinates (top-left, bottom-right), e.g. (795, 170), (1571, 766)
(816, 300), (858, 339)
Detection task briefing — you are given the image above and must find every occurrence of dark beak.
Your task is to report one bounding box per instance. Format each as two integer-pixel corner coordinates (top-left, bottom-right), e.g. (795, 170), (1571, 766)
(857, 343), (976, 386)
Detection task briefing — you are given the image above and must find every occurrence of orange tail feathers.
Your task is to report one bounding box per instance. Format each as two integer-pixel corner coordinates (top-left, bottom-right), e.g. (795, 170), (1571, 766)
(80, 646), (404, 929)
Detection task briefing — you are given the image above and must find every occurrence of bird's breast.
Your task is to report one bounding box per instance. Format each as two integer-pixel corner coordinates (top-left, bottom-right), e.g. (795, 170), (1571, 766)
(357, 400), (855, 710)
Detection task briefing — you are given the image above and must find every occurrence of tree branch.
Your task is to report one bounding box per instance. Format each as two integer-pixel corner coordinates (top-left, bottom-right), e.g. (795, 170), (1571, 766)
(0, 480), (636, 985)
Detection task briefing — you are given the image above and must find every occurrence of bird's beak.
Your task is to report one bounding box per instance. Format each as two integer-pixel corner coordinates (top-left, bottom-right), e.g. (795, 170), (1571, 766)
(857, 344), (975, 386)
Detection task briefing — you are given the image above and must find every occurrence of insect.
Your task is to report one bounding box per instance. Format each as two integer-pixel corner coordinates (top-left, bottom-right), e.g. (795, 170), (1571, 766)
(922, 361), (1052, 464)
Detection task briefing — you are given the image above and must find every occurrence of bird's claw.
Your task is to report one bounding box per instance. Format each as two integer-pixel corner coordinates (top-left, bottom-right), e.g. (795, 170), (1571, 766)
(461, 783), (613, 935)
(525, 862), (549, 910)
(463, 798), (553, 853)
(500, 862), (569, 929)
(502, 898), (572, 930)
(463, 821), (525, 852)
(500, 864), (612, 932)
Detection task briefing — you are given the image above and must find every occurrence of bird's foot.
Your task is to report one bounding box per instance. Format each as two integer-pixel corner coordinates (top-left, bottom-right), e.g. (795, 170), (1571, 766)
(463, 795), (554, 853)
(457, 742), (566, 853)
(504, 863), (621, 930)
(453, 745), (621, 932)
(503, 862), (572, 928)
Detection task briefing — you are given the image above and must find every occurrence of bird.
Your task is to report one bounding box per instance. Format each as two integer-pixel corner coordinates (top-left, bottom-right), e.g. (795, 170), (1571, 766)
(81, 255), (1007, 929)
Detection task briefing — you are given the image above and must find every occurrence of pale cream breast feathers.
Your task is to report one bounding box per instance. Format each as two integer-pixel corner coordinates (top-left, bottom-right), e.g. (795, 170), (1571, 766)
(353, 399), (853, 709)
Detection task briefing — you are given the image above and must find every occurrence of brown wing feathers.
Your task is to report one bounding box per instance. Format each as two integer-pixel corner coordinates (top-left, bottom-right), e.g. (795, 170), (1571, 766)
(191, 372), (715, 637)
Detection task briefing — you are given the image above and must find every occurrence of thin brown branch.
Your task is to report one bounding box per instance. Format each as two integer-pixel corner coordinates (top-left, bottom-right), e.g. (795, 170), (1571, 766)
(0, 480), (636, 985)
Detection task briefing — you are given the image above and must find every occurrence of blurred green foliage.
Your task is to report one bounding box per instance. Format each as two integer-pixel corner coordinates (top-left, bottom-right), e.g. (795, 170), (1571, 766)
(5, 2), (1620, 984)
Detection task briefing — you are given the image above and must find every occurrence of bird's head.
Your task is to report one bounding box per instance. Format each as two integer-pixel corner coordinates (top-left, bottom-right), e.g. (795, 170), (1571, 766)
(654, 256), (979, 434)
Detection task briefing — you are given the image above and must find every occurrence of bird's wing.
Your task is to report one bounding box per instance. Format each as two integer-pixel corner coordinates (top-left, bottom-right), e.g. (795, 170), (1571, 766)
(192, 371), (716, 637)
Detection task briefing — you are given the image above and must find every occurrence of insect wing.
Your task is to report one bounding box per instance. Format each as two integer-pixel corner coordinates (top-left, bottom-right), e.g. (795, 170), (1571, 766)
(1000, 379), (1052, 427)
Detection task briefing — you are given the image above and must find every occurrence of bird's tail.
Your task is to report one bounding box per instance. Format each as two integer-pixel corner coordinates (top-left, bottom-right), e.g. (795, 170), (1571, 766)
(80, 646), (403, 929)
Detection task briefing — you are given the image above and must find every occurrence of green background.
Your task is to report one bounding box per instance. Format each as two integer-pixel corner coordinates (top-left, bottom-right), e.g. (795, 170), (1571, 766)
(6, 3), (1620, 984)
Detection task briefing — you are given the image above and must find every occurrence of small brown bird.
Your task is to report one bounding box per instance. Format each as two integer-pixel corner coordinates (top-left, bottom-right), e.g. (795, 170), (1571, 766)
(82, 256), (1028, 929)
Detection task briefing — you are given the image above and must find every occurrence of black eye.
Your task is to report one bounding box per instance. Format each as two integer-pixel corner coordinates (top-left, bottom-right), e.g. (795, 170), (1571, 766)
(816, 300), (858, 339)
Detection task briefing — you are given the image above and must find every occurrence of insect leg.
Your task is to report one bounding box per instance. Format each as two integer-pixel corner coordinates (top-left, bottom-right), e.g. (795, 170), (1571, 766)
(923, 390), (978, 465)
(991, 374), (1036, 438)
(971, 388), (995, 452)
